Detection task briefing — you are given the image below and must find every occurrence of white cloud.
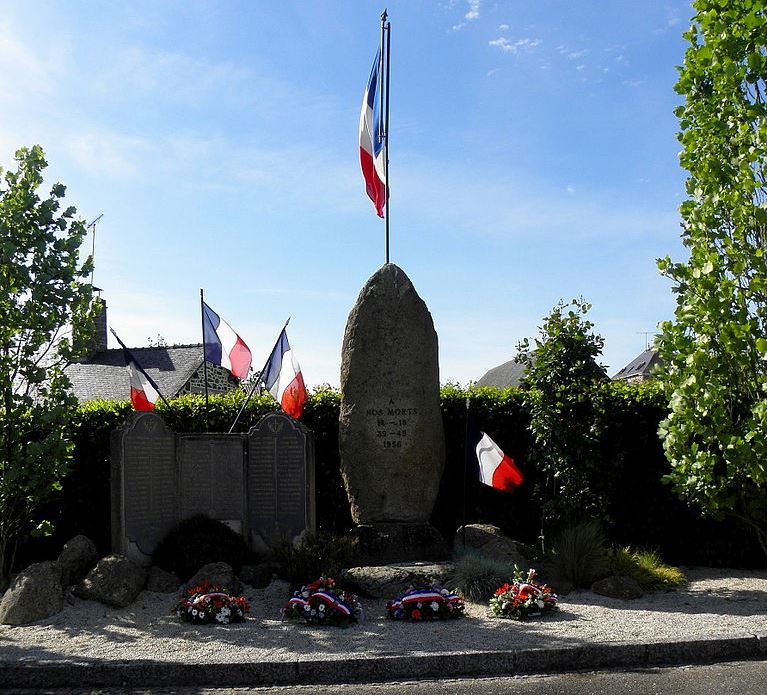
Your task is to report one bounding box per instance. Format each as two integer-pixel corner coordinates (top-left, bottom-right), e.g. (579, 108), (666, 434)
(498, 24), (510, 31)
(567, 49), (590, 60)
(489, 37), (541, 54)
(465, 0), (481, 21)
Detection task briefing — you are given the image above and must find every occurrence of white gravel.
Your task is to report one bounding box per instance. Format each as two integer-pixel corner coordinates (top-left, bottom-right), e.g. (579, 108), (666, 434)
(1, 568), (766, 664)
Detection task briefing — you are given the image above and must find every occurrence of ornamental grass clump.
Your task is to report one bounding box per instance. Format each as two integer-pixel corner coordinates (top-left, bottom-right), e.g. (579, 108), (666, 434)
(547, 519), (611, 588)
(612, 547), (686, 590)
(451, 549), (517, 602)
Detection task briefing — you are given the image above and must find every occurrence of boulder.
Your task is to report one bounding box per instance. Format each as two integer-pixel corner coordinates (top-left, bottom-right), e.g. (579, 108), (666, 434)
(0, 561), (63, 625)
(146, 566), (180, 594)
(591, 575), (644, 600)
(454, 524), (528, 568)
(341, 562), (454, 598)
(339, 264), (445, 525)
(56, 534), (98, 586)
(239, 562), (280, 588)
(186, 562), (241, 594)
(74, 554), (147, 607)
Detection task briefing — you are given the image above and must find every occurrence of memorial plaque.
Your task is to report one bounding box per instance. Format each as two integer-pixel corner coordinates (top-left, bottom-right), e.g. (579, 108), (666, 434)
(178, 435), (246, 528)
(247, 413), (315, 550)
(111, 412), (177, 565)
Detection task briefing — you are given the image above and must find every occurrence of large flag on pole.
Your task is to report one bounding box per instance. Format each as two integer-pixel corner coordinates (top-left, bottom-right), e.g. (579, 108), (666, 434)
(359, 48), (386, 217)
(260, 327), (307, 419)
(201, 301), (252, 380)
(110, 329), (165, 412)
(468, 426), (524, 493)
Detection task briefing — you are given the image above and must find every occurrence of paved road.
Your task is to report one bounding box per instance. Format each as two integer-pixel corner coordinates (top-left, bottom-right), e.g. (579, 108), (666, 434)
(3, 660), (766, 695)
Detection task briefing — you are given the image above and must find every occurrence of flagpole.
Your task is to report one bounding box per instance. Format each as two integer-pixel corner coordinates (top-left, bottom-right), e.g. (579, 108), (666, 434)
(462, 397), (470, 547)
(227, 317), (291, 434)
(380, 9), (391, 264)
(200, 289), (210, 430)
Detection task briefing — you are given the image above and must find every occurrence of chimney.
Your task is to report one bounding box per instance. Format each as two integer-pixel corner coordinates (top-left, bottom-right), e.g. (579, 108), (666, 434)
(85, 295), (108, 358)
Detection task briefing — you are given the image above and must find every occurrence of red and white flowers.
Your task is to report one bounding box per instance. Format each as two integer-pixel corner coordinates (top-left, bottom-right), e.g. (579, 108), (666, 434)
(489, 568), (558, 620)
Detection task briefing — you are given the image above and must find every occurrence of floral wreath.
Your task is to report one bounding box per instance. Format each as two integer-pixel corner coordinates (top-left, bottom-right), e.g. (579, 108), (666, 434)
(282, 577), (363, 627)
(386, 586), (465, 621)
(173, 580), (250, 625)
(489, 568), (558, 620)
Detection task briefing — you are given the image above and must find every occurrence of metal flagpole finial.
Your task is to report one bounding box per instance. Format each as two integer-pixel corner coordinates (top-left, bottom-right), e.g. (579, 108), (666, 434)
(381, 8), (388, 23)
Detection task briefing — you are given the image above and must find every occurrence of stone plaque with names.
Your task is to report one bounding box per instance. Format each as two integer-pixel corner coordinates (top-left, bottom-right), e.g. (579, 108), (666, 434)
(111, 412), (178, 566)
(247, 413), (315, 551)
(178, 435), (246, 533)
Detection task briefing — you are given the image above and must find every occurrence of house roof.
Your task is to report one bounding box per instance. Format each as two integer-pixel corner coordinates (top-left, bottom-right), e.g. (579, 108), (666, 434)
(476, 356), (529, 388)
(611, 348), (663, 381)
(66, 344), (205, 402)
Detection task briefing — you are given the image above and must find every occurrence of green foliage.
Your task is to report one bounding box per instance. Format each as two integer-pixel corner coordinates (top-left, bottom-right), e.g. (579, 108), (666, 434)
(657, 0), (767, 556)
(518, 298), (609, 525)
(547, 519), (611, 588)
(612, 547), (686, 591)
(0, 145), (95, 579)
(450, 549), (516, 602)
(152, 515), (252, 581)
(272, 531), (356, 585)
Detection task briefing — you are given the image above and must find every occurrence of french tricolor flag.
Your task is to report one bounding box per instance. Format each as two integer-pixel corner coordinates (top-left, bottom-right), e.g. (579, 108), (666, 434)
(111, 329), (164, 411)
(471, 429), (524, 493)
(202, 301), (252, 380)
(359, 49), (386, 217)
(260, 328), (307, 419)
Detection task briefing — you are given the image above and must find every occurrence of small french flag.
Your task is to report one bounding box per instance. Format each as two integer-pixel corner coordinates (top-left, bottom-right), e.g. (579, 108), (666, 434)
(260, 327), (307, 419)
(202, 301), (252, 380)
(359, 48), (386, 217)
(111, 329), (165, 412)
(469, 426), (524, 493)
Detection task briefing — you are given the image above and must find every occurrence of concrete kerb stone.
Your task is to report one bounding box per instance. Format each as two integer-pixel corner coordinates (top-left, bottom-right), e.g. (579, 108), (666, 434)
(1, 636), (766, 688)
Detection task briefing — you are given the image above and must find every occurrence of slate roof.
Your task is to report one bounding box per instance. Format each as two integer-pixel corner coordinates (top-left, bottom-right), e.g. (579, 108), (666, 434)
(611, 348), (663, 381)
(476, 356), (529, 388)
(66, 344), (205, 402)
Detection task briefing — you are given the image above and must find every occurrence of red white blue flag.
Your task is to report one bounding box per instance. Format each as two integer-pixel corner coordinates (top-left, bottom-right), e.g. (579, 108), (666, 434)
(202, 301), (252, 380)
(469, 428), (524, 493)
(260, 328), (307, 419)
(111, 329), (164, 411)
(359, 49), (386, 217)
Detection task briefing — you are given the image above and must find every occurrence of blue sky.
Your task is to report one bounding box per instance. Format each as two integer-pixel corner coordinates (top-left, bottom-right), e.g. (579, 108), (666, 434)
(1, 1), (692, 386)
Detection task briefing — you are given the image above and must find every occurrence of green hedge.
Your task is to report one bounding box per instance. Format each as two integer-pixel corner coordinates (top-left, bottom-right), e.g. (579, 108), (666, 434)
(17, 382), (765, 570)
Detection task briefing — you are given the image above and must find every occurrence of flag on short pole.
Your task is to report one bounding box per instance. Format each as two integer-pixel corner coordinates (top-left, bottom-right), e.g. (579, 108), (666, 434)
(468, 426), (524, 493)
(201, 301), (252, 380)
(260, 327), (307, 419)
(110, 329), (165, 412)
(359, 48), (387, 217)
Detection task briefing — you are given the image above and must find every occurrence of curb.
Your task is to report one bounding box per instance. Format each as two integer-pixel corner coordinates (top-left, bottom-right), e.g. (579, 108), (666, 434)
(2, 634), (766, 688)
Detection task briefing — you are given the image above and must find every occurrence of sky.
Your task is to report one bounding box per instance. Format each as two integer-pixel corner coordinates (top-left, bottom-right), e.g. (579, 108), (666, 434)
(0, 0), (694, 387)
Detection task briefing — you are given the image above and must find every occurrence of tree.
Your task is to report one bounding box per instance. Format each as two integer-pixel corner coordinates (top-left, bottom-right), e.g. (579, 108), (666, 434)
(657, 0), (767, 555)
(0, 146), (95, 579)
(518, 298), (609, 533)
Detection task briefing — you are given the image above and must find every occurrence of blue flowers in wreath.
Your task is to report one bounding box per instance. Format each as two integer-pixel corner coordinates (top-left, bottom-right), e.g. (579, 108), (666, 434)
(282, 577), (363, 627)
(387, 586), (465, 621)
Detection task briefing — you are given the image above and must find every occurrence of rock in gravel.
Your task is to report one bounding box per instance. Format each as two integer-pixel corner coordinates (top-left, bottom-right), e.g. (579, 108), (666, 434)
(239, 562), (281, 588)
(454, 524), (528, 567)
(146, 566), (180, 593)
(0, 561), (64, 625)
(74, 554), (147, 607)
(56, 534), (98, 586)
(591, 575), (644, 599)
(186, 562), (241, 594)
(341, 562), (454, 598)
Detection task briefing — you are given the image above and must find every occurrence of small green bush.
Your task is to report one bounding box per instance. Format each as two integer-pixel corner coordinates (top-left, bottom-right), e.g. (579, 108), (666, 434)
(273, 532), (356, 585)
(548, 519), (611, 588)
(450, 549), (516, 602)
(152, 515), (252, 581)
(612, 547), (686, 590)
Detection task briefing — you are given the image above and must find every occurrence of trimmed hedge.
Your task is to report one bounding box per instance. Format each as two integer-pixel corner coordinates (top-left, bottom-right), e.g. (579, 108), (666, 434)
(16, 382), (766, 570)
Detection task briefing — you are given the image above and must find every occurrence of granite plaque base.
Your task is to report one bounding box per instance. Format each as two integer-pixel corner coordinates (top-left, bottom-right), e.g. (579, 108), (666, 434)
(349, 523), (449, 566)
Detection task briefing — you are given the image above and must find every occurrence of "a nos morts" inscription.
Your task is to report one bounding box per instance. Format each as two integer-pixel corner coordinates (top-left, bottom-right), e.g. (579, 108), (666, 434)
(367, 402), (418, 451)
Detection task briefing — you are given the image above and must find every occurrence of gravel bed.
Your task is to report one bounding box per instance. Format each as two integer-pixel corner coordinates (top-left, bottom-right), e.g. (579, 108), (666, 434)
(1, 568), (766, 664)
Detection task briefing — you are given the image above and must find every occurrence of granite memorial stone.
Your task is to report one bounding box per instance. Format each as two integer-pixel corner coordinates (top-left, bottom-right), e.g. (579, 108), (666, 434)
(339, 263), (447, 562)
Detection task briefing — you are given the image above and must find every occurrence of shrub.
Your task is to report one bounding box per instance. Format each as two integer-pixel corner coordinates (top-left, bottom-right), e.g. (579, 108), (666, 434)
(611, 547), (686, 590)
(152, 515), (252, 581)
(272, 532), (356, 585)
(450, 549), (516, 602)
(548, 519), (611, 588)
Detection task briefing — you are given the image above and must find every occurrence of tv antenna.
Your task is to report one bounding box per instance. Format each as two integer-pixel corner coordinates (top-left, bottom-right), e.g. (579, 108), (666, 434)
(86, 214), (104, 288)
(637, 331), (654, 350)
